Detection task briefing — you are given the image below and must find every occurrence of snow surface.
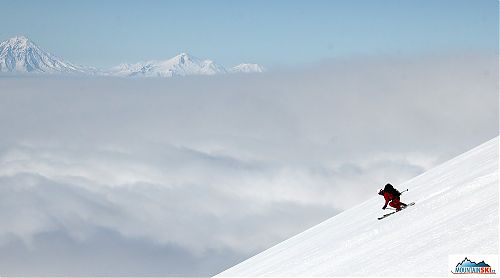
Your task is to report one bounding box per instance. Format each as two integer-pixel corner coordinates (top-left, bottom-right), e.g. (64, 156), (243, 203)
(0, 36), (264, 77)
(217, 137), (499, 277)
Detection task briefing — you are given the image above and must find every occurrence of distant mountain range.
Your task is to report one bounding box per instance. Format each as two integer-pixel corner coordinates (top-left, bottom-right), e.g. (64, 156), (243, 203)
(0, 36), (264, 77)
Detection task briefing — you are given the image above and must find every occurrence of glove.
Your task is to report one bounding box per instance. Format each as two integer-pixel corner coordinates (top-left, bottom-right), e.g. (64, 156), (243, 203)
(382, 205), (387, 210)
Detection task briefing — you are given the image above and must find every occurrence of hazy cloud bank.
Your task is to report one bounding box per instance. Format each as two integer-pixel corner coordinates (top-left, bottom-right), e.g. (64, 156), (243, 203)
(0, 52), (497, 275)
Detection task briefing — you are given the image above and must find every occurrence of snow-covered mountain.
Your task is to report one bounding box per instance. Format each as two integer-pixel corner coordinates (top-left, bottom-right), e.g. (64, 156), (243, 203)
(109, 54), (265, 77)
(217, 137), (499, 276)
(0, 36), (265, 77)
(0, 36), (95, 74)
(0, 36), (264, 77)
(109, 53), (228, 77)
(230, 63), (265, 73)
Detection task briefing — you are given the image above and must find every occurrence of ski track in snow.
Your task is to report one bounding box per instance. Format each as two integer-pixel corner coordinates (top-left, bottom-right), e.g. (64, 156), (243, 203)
(217, 137), (499, 277)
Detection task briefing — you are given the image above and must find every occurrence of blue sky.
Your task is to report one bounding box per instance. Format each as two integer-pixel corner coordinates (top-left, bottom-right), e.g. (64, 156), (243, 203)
(1, 0), (498, 67)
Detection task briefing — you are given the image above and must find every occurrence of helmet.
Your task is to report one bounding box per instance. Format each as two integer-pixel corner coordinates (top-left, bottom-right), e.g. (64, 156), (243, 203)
(384, 183), (394, 191)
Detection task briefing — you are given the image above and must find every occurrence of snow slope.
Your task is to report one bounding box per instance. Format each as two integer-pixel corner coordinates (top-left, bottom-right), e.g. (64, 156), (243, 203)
(0, 36), (94, 74)
(218, 137), (499, 277)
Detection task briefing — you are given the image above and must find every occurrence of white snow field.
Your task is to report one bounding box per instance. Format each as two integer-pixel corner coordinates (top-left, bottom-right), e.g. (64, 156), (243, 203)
(218, 137), (499, 277)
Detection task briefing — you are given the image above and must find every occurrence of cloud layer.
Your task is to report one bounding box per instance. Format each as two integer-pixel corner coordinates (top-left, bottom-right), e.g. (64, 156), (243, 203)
(0, 52), (498, 275)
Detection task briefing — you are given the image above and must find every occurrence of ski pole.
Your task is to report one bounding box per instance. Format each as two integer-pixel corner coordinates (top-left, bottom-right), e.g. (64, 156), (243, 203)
(400, 189), (408, 194)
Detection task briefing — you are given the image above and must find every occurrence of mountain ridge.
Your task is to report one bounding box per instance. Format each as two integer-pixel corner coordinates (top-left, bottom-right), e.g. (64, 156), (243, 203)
(0, 36), (264, 77)
(109, 52), (229, 77)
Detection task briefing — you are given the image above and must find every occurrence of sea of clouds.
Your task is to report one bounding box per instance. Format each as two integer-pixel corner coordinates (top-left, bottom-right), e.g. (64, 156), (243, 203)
(0, 52), (497, 275)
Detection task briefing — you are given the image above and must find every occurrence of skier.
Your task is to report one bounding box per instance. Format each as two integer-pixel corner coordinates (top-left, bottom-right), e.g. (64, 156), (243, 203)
(378, 183), (407, 211)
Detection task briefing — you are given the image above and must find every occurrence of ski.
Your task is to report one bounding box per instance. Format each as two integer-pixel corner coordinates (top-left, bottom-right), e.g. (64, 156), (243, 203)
(377, 202), (415, 220)
(377, 211), (396, 220)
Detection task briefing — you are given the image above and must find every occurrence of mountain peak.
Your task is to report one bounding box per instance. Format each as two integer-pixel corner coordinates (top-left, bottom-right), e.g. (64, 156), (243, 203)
(10, 35), (28, 41)
(2, 35), (33, 49)
(112, 52), (227, 77)
(172, 52), (194, 64)
(8, 35), (30, 42)
(0, 35), (90, 74)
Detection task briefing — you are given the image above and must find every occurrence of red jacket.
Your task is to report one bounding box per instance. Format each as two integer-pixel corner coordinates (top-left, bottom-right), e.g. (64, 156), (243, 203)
(383, 191), (396, 207)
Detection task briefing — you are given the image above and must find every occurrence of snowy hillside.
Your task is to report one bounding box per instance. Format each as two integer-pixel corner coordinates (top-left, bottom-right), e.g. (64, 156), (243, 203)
(218, 137), (499, 276)
(0, 36), (94, 74)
